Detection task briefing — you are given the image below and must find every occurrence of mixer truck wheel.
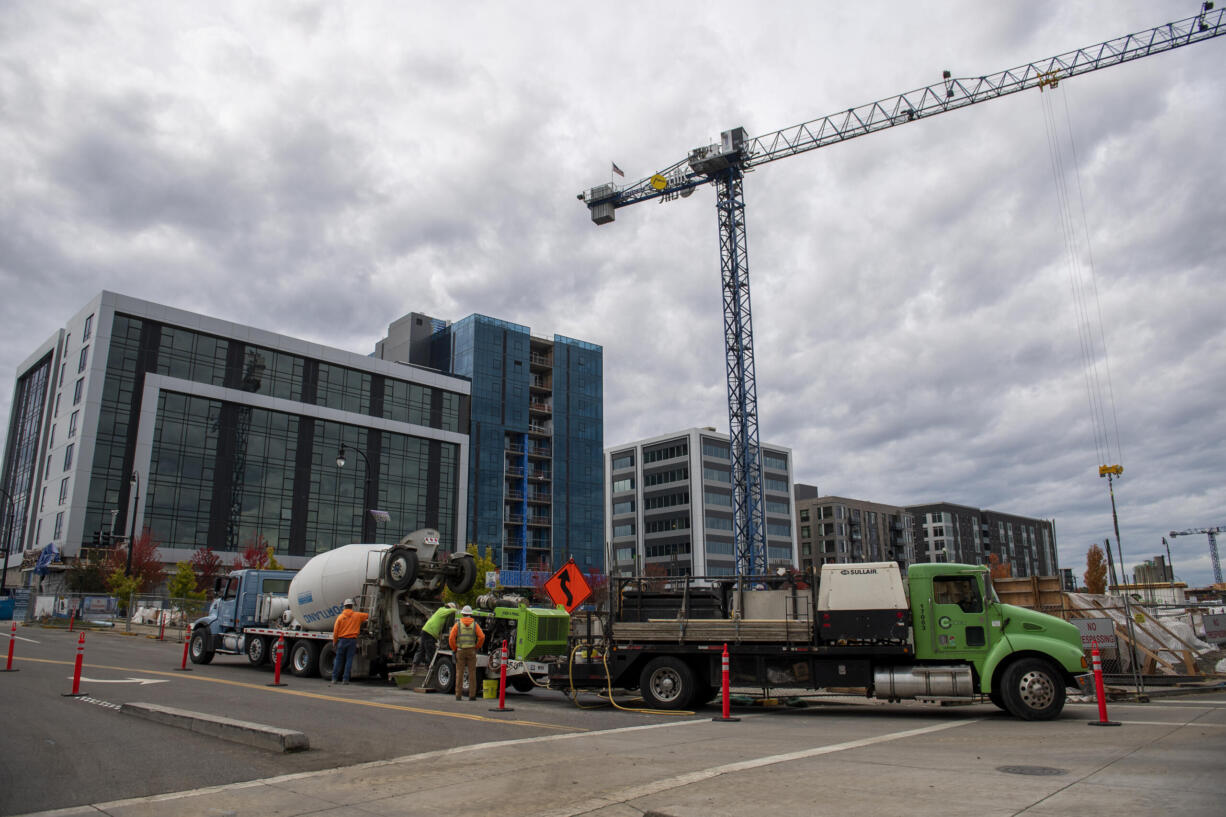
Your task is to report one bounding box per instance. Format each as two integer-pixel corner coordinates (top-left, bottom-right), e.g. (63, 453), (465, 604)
(246, 636), (269, 666)
(189, 630), (214, 665)
(385, 547), (418, 590)
(446, 555), (477, 595)
(290, 639), (321, 677)
(319, 642), (337, 680)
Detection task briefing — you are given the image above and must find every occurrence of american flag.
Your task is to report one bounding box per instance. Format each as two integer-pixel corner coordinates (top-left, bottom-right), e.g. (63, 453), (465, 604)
(611, 162), (624, 178)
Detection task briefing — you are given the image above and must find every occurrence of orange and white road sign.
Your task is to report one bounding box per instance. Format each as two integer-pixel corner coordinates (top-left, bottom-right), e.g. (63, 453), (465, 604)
(543, 558), (592, 613)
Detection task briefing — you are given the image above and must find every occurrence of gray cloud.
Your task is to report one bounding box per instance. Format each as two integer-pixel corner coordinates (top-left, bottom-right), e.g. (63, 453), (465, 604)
(1, 0), (1222, 584)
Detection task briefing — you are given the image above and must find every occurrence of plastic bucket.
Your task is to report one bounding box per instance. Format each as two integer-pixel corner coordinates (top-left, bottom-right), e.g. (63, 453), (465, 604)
(482, 679), (499, 699)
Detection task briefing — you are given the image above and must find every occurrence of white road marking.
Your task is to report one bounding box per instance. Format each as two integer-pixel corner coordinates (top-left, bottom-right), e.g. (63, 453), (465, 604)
(71, 676), (168, 685)
(530, 719), (978, 817)
(1, 632), (39, 644)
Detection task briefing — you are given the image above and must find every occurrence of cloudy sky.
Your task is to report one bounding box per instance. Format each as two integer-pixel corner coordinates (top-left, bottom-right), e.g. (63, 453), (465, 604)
(2, 1), (1223, 584)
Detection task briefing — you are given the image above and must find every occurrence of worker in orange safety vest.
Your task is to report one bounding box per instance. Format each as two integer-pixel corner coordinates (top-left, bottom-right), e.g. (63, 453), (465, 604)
(331, 599), (370, 686)
(447, 604), (485, 700)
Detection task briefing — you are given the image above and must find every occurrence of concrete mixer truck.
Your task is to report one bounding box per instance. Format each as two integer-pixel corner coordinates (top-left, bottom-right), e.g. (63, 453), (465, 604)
(188, 529), (476, 680)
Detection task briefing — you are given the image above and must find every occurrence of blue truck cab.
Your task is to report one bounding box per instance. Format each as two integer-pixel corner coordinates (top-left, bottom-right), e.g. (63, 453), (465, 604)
(190, 569), (297, 665)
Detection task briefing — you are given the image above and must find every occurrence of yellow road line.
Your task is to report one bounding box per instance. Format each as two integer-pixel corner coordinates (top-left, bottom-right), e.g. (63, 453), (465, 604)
(16, 656), (580, 731)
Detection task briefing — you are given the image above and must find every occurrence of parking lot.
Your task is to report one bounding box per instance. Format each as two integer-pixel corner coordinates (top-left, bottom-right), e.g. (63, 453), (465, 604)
(3, 623), (1225, 816)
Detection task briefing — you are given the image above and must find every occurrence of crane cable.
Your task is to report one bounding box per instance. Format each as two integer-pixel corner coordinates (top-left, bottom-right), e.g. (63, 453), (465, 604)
(1038, 82), (1125, 472)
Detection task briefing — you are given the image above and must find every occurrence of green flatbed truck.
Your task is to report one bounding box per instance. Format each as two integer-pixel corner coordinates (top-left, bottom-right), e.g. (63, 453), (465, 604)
(553, 561), (1091, 720)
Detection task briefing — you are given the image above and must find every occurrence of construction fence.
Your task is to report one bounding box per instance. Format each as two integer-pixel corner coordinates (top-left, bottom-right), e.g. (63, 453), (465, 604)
(22, 592), (209, 640)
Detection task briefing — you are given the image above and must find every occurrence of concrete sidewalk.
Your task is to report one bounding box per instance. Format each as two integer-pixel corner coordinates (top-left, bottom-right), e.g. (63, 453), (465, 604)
(16, 699), (1226, 817)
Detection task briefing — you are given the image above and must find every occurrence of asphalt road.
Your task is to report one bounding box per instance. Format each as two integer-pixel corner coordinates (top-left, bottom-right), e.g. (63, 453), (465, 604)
(4, 622), (1226, 816)
(0, 622), (681, 814)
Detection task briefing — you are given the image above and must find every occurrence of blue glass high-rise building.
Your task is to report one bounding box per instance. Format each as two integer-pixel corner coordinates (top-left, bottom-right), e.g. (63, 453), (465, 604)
(376, 313), (603, 581)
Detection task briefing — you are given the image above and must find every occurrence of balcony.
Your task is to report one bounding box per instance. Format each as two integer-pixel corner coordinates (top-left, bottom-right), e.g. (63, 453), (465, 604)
(504, 514), (525, 525)
(527, 445), (552, 458)
(505, 466), (525, 477)
(529, 402), (552, 415)
(527, 515), (551, 526)
(529, 471), (551, 482)
(505, 490), (524, 501)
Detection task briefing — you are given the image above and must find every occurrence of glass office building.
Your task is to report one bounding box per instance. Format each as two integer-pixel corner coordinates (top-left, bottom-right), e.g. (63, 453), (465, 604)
(0, 292), (470, 584)
(376, 313), (604, 579)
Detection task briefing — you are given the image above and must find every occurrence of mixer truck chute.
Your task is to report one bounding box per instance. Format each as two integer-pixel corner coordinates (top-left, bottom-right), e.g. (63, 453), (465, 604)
(189, 528), (477, 679)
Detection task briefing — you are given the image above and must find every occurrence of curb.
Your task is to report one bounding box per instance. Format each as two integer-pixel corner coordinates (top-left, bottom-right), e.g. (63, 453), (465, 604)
(121, 702), (309, 752)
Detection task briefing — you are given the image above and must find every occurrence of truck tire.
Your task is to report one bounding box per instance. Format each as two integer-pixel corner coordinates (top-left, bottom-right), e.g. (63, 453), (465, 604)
(319, 642), (337, 680)
(510, 674), (535, 693)
(434, 655), (456, 694)
(246, 636), (270, 666)
(290, 639), (321, 678)
(639, 656), (696, 710)
(189, 630), (214, 665)
(988, 689), (1008, 712)
(999, 657), (1065, 721)
(446, 556), (477, 595)
(385, 547), (418, 590)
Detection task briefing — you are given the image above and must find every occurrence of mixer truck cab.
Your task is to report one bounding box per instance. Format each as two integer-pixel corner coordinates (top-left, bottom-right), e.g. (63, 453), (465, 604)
(191, 569), (298, 665)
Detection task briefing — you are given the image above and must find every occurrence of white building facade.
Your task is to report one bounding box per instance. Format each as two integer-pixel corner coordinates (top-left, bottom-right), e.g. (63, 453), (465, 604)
(605, 427), (797, 578)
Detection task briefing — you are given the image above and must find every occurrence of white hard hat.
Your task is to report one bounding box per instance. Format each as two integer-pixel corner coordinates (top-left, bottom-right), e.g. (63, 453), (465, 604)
(343, 598), (354, 607)
(446, 602), (457, 609)
(461, 605), (472, 616)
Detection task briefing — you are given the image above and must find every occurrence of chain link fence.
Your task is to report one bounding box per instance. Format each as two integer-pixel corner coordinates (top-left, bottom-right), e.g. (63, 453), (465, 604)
(24, 592), (210, 640)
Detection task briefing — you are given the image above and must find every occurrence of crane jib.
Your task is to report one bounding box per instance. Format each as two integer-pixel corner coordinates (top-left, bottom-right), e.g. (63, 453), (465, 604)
(580, 4), (1225, 580)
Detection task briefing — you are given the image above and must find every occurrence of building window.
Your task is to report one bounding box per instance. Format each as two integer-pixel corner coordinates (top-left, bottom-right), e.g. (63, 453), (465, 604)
(54, 511), (64, 540)
(702, 441), (730, 459)
(643, 443), (687, 464)
(767, 522), (791, 537)
(706, 515), (733, 531)
(766, 500), (790, 515)
(801, 526), (811, 539)
(78, 346), (89, 373)
(40, 487), (47, 512)
(613, 523), (635, 538)
(48, 425), (55, 447)
(702, 467), (730, 483)
(611, 454), (634, 471)
(763, 452), (787, 471)
(68, 410), (79, 438)
(800, 509), (809, 522)
(63, 443), (74, 471)
(34, 519), (41, 544)
(54, 393), (61, 416)
(611, 477), (634, 493)
(765, 477), (789, 492)
(73, 378), (83, 405)
(59, 478), (69, 504)
(612, 499), (635, 516)
(704, 490), (732, 508)
(83, 313), (94, 341)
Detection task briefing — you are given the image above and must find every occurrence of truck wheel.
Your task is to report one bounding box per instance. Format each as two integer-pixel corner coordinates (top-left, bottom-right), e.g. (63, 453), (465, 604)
(385, 547), (418, 590)
(319, 642), (337, 680)
(434, 655), (456, 694)
(988, 689), (1008, 712)
(246, 636), (269, 666)
(290, 639), (321, 677)
(446, 556), (477, 594)
(189, 630), (214, 665)
(510, 674), (535, 693)
(1000, 658), (1065, 721)
(639, 657), (696, 710)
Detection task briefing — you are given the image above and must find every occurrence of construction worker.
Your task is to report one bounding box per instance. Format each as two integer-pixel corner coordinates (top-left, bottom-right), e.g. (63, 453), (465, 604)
(330, 598), (369, 686)
(448, 604), (485, 701)
(413, 601), (456, 671)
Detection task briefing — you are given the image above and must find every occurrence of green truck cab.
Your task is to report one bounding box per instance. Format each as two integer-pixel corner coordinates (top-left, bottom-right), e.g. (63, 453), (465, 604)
(906, 563), (1088, 719)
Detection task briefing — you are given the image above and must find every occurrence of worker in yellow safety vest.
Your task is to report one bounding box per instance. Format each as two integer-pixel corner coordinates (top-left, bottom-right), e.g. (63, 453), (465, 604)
(447, 604), (485, 701)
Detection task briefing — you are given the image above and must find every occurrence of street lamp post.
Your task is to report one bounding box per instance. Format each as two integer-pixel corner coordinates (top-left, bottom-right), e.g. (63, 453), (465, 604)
(0, 486), (16, 595)
(126, 471), (139, 577)
(336, 446), (374, 542)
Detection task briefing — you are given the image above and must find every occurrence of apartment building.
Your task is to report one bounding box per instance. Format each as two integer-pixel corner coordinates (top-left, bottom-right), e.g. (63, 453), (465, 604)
(605, 428), (797, 578)
(792, 490), (915, 573)
(905, 501), (1058, 577)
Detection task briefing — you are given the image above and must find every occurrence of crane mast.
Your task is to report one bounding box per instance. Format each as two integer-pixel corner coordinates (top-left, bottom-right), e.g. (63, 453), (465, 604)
(581, 4), (1225, 579)
(1169, 526), (1225, 585)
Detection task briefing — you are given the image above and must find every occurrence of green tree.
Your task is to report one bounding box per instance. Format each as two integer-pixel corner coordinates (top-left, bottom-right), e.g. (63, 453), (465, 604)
(105, 569), (142, 613)
(1084, 544), (1108, 594)
(443, 544), (497, 608)
(168, 561), (206, 602)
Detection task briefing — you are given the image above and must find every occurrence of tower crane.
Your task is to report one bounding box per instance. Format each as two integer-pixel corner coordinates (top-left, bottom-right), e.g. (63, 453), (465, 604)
(580, 4), (1224, 578)
(1168, 526), (1225, 585)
